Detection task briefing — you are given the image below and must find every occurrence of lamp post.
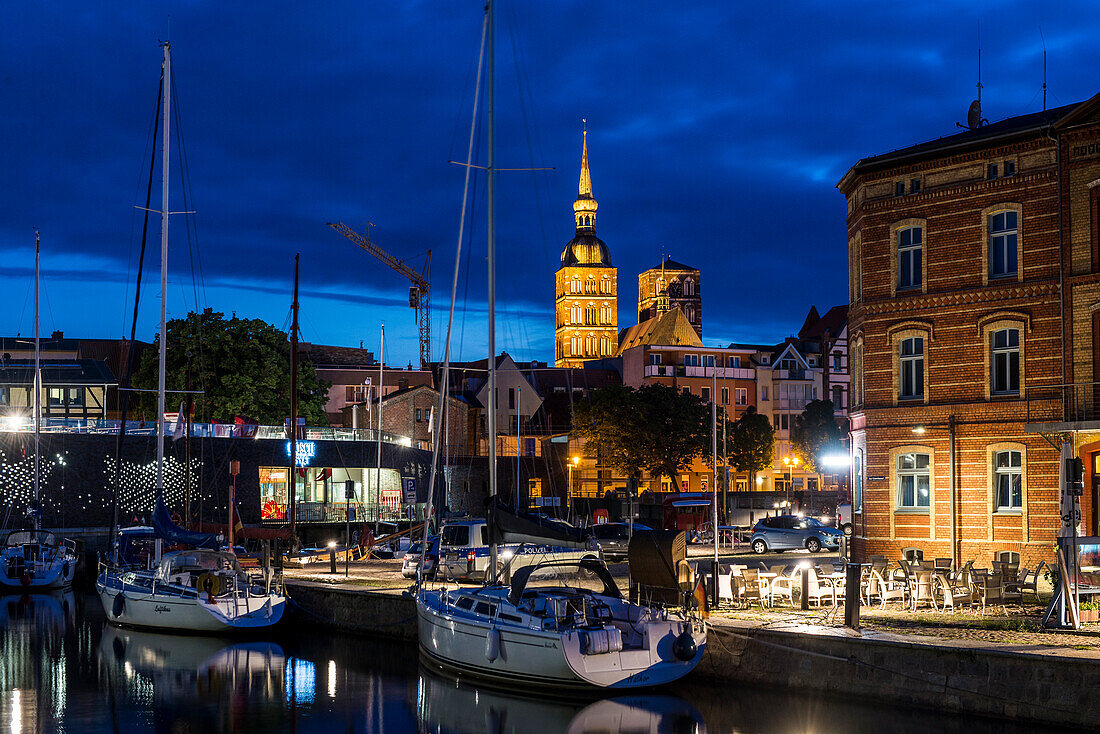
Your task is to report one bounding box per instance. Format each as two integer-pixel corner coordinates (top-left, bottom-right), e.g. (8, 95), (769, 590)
(782, 455), (800, 509)
(568, 455), (580, 521)
(912, 415), (957, 568)
(228, 460), (240, 554)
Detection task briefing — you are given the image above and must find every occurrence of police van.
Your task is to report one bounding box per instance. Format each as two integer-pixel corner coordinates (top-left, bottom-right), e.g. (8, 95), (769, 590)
(437, 518), (595, 582)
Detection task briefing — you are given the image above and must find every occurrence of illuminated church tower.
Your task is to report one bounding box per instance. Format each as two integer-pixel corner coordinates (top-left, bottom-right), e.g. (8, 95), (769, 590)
(554, 130), (617, 368)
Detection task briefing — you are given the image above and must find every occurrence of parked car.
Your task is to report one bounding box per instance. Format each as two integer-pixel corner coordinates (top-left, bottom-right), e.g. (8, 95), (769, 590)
(750, 515), (843, 554)
(590, 522), (651, 562)
(836, 504), (852, 537)
(401, 537), (440, 579)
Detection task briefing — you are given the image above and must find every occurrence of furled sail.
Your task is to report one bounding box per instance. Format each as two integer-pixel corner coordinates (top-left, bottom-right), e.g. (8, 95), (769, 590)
(152, 497), (219, 549)
(487, 498), (591, 549)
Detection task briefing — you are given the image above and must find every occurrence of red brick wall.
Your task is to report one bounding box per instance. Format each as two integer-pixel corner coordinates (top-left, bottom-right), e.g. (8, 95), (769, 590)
(843, 132), (1068, 568)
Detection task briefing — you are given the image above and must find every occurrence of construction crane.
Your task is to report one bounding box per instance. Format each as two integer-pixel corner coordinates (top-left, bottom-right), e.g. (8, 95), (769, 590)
(328, 221), (431, 370)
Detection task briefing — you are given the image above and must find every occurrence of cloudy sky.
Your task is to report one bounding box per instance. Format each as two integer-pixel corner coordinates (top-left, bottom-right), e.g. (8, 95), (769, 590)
(0, 1), (1095, 366)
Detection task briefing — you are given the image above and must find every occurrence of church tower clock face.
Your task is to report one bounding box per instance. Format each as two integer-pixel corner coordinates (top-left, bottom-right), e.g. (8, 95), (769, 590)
(555, 129), (617, 368)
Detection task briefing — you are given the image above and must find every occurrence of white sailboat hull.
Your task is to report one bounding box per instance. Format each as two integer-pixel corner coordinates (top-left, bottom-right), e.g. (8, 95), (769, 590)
(0, 547), (77, 591)
(416, 590), (705, 689)
(96, 577), (285, 633)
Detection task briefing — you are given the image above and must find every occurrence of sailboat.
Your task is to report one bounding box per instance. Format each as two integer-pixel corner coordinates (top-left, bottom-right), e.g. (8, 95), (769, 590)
(96, 42), (285, 632)
(413, 2), (706, 689)
(0, 231), (79, 591)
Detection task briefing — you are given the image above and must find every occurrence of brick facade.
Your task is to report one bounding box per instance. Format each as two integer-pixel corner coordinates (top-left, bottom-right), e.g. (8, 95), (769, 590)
(837, 98), (1100, 567)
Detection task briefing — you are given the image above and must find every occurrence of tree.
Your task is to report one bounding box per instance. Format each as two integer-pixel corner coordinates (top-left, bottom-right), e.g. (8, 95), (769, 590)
(729, 406), (775, 488)
(572, 383), (710, 487)
(133, 308), (329, 425)
(790, 399), (849, 472)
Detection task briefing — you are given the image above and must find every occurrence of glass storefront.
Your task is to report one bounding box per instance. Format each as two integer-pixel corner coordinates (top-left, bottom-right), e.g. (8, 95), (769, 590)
(259, 465), (403, 523)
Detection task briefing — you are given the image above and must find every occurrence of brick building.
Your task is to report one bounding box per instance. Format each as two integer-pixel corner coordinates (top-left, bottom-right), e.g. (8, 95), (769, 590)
(838, 94), (1100, 566)
(637, 259), (702, 337)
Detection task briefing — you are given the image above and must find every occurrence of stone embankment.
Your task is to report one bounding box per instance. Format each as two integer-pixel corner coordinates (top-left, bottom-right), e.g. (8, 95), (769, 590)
(286, 579), (1097, 729)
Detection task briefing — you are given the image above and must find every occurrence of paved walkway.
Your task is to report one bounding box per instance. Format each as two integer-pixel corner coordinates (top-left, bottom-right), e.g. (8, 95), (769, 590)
(282, 558), (1100, 661)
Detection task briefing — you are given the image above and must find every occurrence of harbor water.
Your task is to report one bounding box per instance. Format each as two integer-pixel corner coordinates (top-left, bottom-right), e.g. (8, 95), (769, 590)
(0, 590), (1080, 733)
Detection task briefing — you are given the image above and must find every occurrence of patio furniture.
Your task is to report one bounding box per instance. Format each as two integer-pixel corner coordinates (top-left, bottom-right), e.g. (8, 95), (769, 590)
(741, 568), (766, 608)
(978, 573), (1007, 615)
(869, 565), (906, 608)
(768, 566), (799, 606)
(1019, 561), (1046, 601)
(798, 567), (836, 606)
(934, 571), (973, 611)
(907, 566), (937, 611)
(717, 567), (736, 608)
(934, 557), (953, 573)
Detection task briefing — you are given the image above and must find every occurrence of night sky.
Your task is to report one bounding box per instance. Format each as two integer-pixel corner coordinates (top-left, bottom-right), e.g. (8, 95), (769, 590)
(2, 2), (1096, 367)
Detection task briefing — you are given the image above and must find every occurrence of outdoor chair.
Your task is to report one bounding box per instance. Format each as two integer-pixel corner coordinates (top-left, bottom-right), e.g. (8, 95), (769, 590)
(740, 568), (765, 608)
(799, 567), (836, 606)
(934, 557), (953, 573)
(717, 567), (736, 608)
(978, 573), (1007, 615)
(870, 565), (906, 609)
(769, 567), (799, 606)
(908, 567), (937, 611)
(934, 571), (973, 611)
(1020, 561), (1046, 601)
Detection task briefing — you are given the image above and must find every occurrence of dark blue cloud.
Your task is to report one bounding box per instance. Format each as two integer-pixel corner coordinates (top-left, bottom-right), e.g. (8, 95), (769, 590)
(1, 1), (1097, 365)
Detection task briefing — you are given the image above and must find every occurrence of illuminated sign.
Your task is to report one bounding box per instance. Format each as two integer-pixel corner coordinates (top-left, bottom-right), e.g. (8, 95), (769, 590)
(285, 441), (316, 467)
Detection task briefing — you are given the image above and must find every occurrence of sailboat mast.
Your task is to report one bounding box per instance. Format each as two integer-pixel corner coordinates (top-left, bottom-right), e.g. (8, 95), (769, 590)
(487, 0), (498, 579)
(156, 41), (171, 496)
(290, 253), (299, 539)
(712, 368), (718, 569)
(376, 324), (384, 508)
(34, 230), (40, 526)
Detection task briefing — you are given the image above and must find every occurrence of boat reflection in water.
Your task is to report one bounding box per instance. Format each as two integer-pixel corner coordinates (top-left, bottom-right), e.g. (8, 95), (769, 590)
(0, 591), (77, 733)
(417, 665), (705, 734)
(96, 626), (286, 729)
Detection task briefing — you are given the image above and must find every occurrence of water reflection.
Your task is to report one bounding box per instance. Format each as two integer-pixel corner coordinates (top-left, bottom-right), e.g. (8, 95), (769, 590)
(0, 591), (1085, 734)
(417, 668), (704, 734)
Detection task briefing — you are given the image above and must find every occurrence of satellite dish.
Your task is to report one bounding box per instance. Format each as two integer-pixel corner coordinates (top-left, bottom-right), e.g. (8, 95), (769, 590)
(967, 100), (982, 129)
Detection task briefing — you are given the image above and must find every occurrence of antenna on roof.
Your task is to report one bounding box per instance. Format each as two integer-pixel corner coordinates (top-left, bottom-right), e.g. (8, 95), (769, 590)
(957, 29), (988, 130)
(1040, 27), (1047, 111)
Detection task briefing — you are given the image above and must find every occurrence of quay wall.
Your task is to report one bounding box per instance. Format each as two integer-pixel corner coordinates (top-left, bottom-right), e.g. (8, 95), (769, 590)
(288, 582), (1096, 729)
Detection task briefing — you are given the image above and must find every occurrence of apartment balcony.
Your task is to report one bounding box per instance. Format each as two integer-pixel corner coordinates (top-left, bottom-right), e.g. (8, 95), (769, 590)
(773, 368), (811, 380)
(644, 365), (755, 379)
(1025, 383), (1100, 432)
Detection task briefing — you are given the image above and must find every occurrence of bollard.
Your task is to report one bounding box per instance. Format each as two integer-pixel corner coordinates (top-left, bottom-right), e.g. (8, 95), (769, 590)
(329, 543), (337, 574)
(801, 565), (810, 611)
(844, 560), (861, 630)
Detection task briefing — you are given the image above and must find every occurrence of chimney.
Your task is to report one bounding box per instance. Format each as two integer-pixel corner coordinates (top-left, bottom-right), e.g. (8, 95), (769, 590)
(51, 330), (63, 340)
(398, 377), (409, 390)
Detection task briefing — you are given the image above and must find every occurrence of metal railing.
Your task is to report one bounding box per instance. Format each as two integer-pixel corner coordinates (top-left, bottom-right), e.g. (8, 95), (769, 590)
(0, 416), (411, 445)
(644, 365), (755, 379)
(1025, 382), (1100, 424)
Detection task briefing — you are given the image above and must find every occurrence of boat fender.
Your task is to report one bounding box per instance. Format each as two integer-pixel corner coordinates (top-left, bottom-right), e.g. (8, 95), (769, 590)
(672, 629), (697, 661)
(62, 561), (70, 578)
(19, 572), (31, 586)
(485, 627), (500, 662)
(112, 592), (126, 619)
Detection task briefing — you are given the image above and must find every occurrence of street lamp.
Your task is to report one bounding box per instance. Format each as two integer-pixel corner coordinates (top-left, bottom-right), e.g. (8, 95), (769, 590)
(568, 456), (580, 519)
(782, 455), (800, 507)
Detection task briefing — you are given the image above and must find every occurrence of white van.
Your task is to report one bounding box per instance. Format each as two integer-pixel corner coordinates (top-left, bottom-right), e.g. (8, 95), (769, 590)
(836, 504), (852, 536)
(437, 519), (594, 582)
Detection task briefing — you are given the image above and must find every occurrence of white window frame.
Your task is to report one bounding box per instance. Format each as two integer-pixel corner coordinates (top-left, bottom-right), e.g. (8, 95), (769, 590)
(897, 226), (923, 290)
(990, 328), (1020, 395)
(993, 450), (1022, 511)
(899, 337), (924, 400)
(896, 452), (931, 510)
(989, 210), (1018, 279)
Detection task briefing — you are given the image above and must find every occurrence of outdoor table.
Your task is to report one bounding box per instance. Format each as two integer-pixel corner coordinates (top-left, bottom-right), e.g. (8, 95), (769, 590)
(821, 572), (847, 605)
(758, 571), (778, 605)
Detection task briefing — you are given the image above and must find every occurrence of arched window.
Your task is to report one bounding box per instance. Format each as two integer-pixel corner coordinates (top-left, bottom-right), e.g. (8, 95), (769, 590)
(684, 278), (695, 296)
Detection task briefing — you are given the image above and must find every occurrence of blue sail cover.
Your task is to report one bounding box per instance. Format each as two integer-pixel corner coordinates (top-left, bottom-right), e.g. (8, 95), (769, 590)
(152, 497), (219, 549)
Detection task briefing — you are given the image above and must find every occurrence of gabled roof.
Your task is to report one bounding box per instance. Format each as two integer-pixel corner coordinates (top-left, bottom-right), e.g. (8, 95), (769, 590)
(617, 308), (703, 355)
(799, 304), (848, 340)
(770, 340), (811, 369)
(0, 359), (116, 386)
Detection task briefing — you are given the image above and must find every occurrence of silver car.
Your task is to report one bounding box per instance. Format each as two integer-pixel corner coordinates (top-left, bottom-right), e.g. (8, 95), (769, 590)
(750, 516), (842, 554)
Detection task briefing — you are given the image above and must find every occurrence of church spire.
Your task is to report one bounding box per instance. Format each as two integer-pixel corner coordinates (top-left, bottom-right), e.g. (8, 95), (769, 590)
(573, 123), (598, 232)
